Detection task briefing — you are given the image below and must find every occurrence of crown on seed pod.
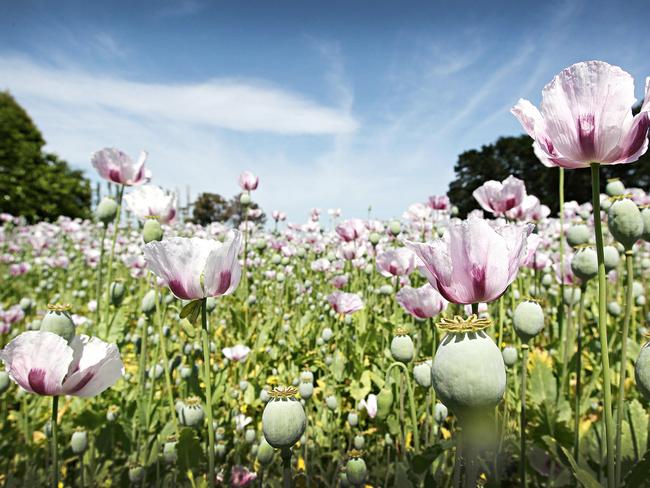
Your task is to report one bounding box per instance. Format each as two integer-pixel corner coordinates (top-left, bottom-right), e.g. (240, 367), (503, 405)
(47, 303), (72, 312)
(269, 386), (299, 398)
(348, 449), (364, 459)
(436, 314), (492, 333)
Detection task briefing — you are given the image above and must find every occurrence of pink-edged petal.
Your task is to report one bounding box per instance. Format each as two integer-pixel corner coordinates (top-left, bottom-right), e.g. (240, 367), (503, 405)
(605, 111), (650, 164)
(511, 99), (545, 138)
(0, 331), (72, 395)
(204, 231), (242, 296)
(62, 335), (123, 397)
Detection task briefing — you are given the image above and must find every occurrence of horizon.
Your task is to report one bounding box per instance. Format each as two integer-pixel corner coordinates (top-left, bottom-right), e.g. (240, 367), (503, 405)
(2, 0), (649, 221)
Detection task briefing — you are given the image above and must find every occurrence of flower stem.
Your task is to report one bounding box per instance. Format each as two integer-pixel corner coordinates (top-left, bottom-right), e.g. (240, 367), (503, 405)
(385, 362), (420, 452)
(51, 395), (59, 488)
(155, 286), (180, 437)
(281, 447), (293, 488)
(520, 344), (528, 488)
(201, 298), (216, 488)
(590, 162), (615, 488)
(615, 250), (634, 485)
(103, 185), (124, 328)
(574, 284), (586, 464)
(95, 223), (107, 326)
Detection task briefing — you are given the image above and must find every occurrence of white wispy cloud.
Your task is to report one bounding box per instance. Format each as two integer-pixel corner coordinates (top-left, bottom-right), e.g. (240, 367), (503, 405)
(0, 55), (358, 135)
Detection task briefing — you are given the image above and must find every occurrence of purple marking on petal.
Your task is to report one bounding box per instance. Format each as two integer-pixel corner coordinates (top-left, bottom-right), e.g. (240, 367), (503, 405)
(168, 279), (192, 300)
(619, 112), (650, 160)
(215, 270), (232, 295)
(28, 369), (48, 395)
(504, 197), (517, 211)
(436, 282), (457, 304)
(412, 307), (427, 319)
(68, 371), (94, 394)
(577, 114), (596, 160)
(108, 168), (123, 184)
(471, 265), (486, 300)
(134, 164), (145, 183)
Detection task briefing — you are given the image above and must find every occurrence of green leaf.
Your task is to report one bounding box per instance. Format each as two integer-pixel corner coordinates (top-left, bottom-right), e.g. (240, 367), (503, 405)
(412, 443), (451, 474)
(559, 446), (601, 488)
(628, 399), (648, 459)
(180, 299), (203, 325)
(528, 351), (557, 407)
(177, 427), (203, 472)
(623, 449), (650, 488)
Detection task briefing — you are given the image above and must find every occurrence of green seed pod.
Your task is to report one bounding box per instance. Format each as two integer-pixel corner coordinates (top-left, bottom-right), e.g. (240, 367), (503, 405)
(106, 405), (119, 422)
(353, 435), (365, 450)
(95, 197), (118, 224)
(179, 397), (205, 427)
(432, 316), (506, 419)
(19, 297), (33, 312)
(347, 412), (359, 427)
(40, 304), (75, 344)
(325, 395), (338, 411)
(245, 428), (256, 444)
(141, 290), (156, 315)
(513, 301), (544, 343)
(389, 220), (401, 236)
(143, 218), (164, 244)
(321, 327), (333, 342)
(110, 281), (125, 306)
(541, 273), (553, 287)
(571, 248), (598, 282)
(634, 341), (650, 401)
(262, 387), (306, 449)
(502, 346), (518, 367)
(298, 382), (313, 400)
(605, 178), (626, 196)
(70, 430), (88, 454)
(390, 329), (414, 363)
(607, 301), (622, 317)
(378, 284), (393, 295)
(128, 465), (145, 483)
(566, 224), (591, 248)
(563, 286), (581, 306)
(0, 371), (10, 394)
(603, 245), (620, 272)
(216, 442), (227, 459)
(300, 371), (314, 383)
(413, 360), (432, 388)
(163, 440), (177, 464)
(377, 387), (393, 419)
(257, 437), (275, 466)
(345, 452), (367, 486)
(641, 208), (650, 242)
(240, 193), (251, 206)
(434, 403), (448, 424)
(608, 198), (643, 250)
(369, 232), (381, 246)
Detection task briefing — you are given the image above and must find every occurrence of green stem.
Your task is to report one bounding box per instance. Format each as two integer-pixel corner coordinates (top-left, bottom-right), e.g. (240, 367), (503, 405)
(615, 251), (634, 485)
(573, 284), (586, 465)
(104, 185), (124, 326)
(95, 224), (107, 326)
(281, 447), (293, 488)
(385, 362), (420, 452)
(155, 286), (180, 437)
(590, 163), (615, 488)
(201, 298), (216, 488)
(51, 396), (59, 488)
(558, 167), (566, 366)
(520, 344), (529, 488)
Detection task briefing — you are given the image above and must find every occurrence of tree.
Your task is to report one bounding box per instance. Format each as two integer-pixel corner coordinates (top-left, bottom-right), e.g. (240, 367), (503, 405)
(0, 91), (91, 222)
(447, 134), (650, 218)
(191, 192), (266, 227)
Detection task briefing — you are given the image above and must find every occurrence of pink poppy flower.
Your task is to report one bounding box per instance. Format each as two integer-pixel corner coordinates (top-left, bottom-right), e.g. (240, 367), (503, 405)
(512, 60), (650, 169)
(327, 291), (363, 315)
(91, 148), (151, 186)
(506, 195), (551, 222)
(144, 232), (242, 300)
(230, 465), (257, 487)
(473, 175), (526, 216)
(376, 248), (416, 277)
(238, 171), (259, 191)
(406, 218), (533, 305)
(359, 393), (377, 419)
(222, 345), (250, 362)
(428, 195), (450, 211)
(0, 331), (123, 397)
(124, 185), (177, 224)
(396, 285), (448, 319)
(335, 219), (367, 242)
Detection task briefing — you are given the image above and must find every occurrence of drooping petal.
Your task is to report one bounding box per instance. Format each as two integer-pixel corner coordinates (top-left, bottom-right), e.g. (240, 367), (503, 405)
(204, 231), (243, 297)
(0, 331), (72, 395)
(62, 335), (123, 397)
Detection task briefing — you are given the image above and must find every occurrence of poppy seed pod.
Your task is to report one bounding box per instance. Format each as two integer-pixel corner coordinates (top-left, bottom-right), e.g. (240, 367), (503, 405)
(571, 247), (598, 282)
(245, 428), (256, 444)
(608, 198), (643, 250)
(377, 387), (393, 419)
(300, 370), (314, 383)
(163, 440), (177, 464)
(128, 465), (145, 483)
(513, 301), (545, 343)
(566, 224), (591, 248)
(0, 372), (10, 394)
(106, 405), (119, 422)
(563, 286), (581, 306)
(257, 437), (275, 466)
(70, 430), (88, 454)
(347, 412), (359, 427)
(390, 329), (414, 363)
(603, 245), (621, 272)
(110, 281), (125, 306)
(608, 301), (622, 317)
(369, 232), (381, 246)
(605, 178), (626, 196)
(141, 290), (156, 315)
(345, 451), (367, 486)
(641, 208), (650, 242)
(389, 221), (401, 236)
(635, 341), (650, 401)
(95, 197), (118, 224)
(179, 397), (205, 427)
(413, 360), (433, 388)
(434, 403), (448, 424)
(40, 304), (75, 344)
(299, 382), (314, 400)
(262, 386), (306, 449)
(240, 193), (251, 206)
(325, 395), (338, 411)
(143, 218), (164, 244)
(502, 346), (518, 367)
(432, 316), (506, 419)
(353, 435), (364, 449)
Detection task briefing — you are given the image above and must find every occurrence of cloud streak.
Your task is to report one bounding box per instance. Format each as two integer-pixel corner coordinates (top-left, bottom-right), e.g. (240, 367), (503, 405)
(0, 55), (359, 135)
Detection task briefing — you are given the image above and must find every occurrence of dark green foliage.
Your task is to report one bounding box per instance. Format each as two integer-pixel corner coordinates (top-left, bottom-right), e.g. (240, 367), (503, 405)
(0, 91), (91, 222)
(448, 134), (650, 218)
(191, 191), (266, 227)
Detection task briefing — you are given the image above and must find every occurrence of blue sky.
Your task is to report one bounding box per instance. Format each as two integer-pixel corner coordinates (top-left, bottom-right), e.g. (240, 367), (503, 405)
(1, 0), (649, 221)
